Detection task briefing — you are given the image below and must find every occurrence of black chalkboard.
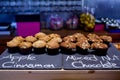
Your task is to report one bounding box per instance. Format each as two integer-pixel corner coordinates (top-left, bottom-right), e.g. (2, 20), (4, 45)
(0, 50), (62, 70)
(63, 43), (120, 70)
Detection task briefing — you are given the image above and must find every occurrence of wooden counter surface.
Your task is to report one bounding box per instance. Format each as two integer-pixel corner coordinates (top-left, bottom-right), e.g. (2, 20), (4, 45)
(0, 70), (120, 80)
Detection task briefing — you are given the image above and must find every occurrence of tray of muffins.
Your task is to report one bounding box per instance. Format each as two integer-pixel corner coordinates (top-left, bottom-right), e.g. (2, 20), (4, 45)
(0, 32), (120, 70)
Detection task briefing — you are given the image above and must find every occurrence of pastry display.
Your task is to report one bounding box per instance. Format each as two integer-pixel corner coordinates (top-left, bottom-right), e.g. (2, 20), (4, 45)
(6, 32), (113, 55)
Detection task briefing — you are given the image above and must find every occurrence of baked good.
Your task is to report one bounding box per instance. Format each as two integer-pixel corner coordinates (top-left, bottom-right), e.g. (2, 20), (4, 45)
(19, 42), (32, 55)
(91, 42), (108, 55)
(25, 36), (37, 43)
(60, 41), (76, 54)
(49, 33), (61, 38)
(46, 41), (60, 55)
(87, 33), (103, 43)
(34, 32), (47, 39)
(38, 35), (51, 42)
(12, 36), (24, 42)
(50, 37), (62, 43)
(33, 40), (46, 54)
(63, 35), (76, 42)
(76, 40), (90, 54)
(100, 35), (112, 44)
(7, 40), (20, 53)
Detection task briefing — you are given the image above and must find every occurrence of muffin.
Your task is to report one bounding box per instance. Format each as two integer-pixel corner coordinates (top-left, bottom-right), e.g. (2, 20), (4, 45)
(19, 42), (32, 55)
(38, 35), (51, 42)
(91, 42), (108, 55)
(33, 40), (46, 54)
(76, 40), (90, 54)
(50, 37), (62, 43)
(63, 35), (76, 42)
(7, 40), (20, 53)
(100, 35), (112, 45)
(87, 33), (103, 43)
(49, 33), (61, 39)
(12, 36), (24, 42)
(25, 36), (37, 43)
(35, 32), (47, 39)
(60, 41), (76, 54)
(46, 41), (60, 55)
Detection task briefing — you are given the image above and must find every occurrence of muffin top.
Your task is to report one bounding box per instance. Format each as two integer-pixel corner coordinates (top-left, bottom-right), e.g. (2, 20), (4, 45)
(60, 41), (76, 49)
(12, 36), (24, 42)
(46, 41), (60, 49)
(73, 33), (85, 38)
(87, 33), (103, 43)
(38, 35), (51, 42)
(19, 42), (32, 49)
(63, 35), (76, 42)
(76, 41), (90, 49)
(50, 37), (62, 43)
(91, 42), (108, 49)
(25, 36), (37, 42)
(35, 32), (47, 39)
(33, 40), (46, 48)
(100, 35), (112, 42)
(49, 33), (61, 38)
(7, 40), (20, 47)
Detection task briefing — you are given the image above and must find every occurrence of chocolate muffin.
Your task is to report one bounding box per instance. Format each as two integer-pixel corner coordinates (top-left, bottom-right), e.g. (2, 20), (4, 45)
(7, 40), (20, 53)
(25, 36), (37, 43)
(91, 42), (108, 55)
(19, 42), (32, 55)
(100, 35), (112, 45)
(60, 41), (76, 54)
(87, 33), (103, 43)
(33, 40), (46, 54)
(76, 40), (90, 54)
(46, 41), (60, 55)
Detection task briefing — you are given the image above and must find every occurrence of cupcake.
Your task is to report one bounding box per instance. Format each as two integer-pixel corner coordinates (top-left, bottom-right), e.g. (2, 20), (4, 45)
(60, 41), (76, 54)
(100, 35), (112, 45)
(25, 36), (37, 43)
(35, 32), (47, 39)
(46, 41), (60, 55)
(33, 40), (46, 54)
(91, 42), (108, 56)
(7, 40), (20, 53)
(76, 40), (90, 54)
(19, 42), (32, 55)
(87, 33), (103, 44)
